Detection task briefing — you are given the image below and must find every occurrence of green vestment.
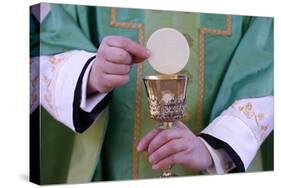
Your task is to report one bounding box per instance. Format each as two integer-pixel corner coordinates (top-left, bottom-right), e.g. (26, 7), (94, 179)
(30, 3), (273, 185)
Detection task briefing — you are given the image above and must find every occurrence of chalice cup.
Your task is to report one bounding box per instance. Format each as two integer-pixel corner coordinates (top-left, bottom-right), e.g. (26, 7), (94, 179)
(143, 74), (188, 178)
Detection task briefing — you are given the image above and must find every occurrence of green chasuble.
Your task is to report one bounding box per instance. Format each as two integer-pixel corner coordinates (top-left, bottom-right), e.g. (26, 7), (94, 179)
(30, 3), (273, 185)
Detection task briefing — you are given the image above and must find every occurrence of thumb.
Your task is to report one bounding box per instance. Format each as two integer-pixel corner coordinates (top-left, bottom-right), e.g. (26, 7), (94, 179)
(132, 51), (150, 64)
(175, 121), (188, 129)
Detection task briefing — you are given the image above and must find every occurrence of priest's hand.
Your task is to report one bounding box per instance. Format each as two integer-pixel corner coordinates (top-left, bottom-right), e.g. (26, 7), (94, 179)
(87, 36), (150, 94)
(137, 121), (213, 171)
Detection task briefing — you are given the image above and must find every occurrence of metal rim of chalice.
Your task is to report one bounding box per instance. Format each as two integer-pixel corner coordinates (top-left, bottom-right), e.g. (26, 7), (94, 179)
(143, 74), (187, 81)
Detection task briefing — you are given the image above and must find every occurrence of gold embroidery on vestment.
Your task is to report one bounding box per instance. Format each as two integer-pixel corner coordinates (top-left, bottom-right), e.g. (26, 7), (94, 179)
(196, 16), (232, 132)
(110, 7), (144, 179)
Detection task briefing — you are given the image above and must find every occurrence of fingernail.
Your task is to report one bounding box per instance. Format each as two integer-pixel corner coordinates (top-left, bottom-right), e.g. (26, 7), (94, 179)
(145, 49), (151, 58)
(137, 143), (142, 152)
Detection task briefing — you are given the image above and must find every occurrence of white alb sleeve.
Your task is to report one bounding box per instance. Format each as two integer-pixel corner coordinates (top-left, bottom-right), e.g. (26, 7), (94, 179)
(30, 50), (97, 131)
(200, 96), (273, 171)
(199, 138), (236, 174)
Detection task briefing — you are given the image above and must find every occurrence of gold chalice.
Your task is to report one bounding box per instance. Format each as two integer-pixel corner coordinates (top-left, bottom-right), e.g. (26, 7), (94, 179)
(143, 74), (188, 177)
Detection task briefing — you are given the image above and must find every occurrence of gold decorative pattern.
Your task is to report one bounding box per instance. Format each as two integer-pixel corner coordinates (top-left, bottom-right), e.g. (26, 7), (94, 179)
(49, 56), (63, 64)
(147, 97), (186, 122)
(257, 113), (265, 121)
(196, 16), (232, 132)
(41, 54), (66, 118)
(237, 102), (268, 141)
(30, 60), (39, 111)
(110, 7), (144, 179)
(42, 74), (53, 110)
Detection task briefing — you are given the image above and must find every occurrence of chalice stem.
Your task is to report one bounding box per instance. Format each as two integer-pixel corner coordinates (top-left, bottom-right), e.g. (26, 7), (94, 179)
(160, 166), (174, 178)
(159, 122), (176, 177)
(159, 122), (173, 129)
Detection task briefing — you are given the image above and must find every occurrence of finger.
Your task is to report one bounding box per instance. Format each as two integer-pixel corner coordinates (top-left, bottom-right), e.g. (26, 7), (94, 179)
(132, 56), (147, 64)
(98, 74), (129, 92)
(174, 122), (196, 139)
(148, 128), (183, 154)
(104, 46), (132, 64)
(174, 121), (188, 129)
(103, 61), (131, 75)
(105, 36), (150, 60)
(152, 150), (187, 170)
(137, 128), (162, 152)
(148, 138), (186, 165)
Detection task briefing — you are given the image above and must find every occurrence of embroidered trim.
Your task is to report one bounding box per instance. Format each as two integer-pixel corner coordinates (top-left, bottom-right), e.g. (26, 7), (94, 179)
(225, 112), (261, 143)
(235, 102), (269, 142)
(196, 15), (232, 132)
(41, 51), (80, 122)
(30, 60), (39, 110)
(41, 54), (66, 119)
(110, 7), (144, 179)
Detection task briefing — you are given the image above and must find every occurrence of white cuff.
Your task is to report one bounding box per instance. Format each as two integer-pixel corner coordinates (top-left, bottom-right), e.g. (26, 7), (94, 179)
(201, 96), (273, 170)
(80, 58), (108, 113)
(40, 50), (96, 131)
(199, 137), (235, 174)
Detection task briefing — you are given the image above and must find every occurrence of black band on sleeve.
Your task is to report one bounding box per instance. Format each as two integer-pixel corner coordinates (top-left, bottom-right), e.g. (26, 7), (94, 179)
(198, 133), (245, 172)
(73, 56), (110, 133)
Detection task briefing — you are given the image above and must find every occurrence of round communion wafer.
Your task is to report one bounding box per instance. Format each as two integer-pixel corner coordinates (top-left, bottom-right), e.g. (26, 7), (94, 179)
(146, 28), (190, 74)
